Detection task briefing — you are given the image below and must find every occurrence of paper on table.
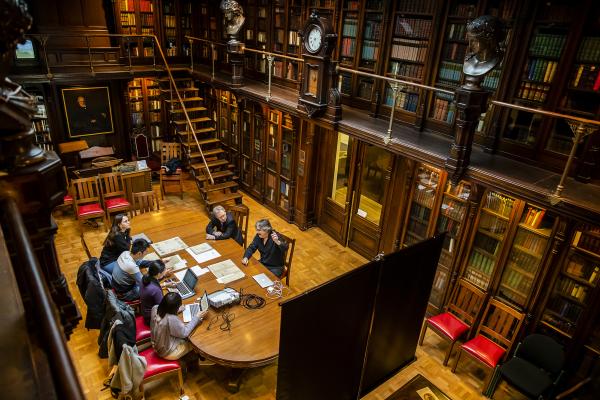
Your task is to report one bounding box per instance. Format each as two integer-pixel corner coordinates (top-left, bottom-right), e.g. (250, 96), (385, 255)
(151, 236), (188, 257)
(188, 243), (213, 255)
(216, 270), (245, 284)
(207, 259), (245, 284)
(186, 247), (220, 264)
(143, 252), (160, 261)
(190, 265), (209, 276)
(132, 232), (152, 243)
(253, 273), (274, 288)
(164, 254), (187, 271)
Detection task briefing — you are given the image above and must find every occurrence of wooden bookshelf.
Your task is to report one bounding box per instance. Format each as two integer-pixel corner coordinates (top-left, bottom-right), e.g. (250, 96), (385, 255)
(127, 77), (161, 152)
(429, 180), (472, 313)
(31, 92), (53, 152)
(216, 91), (239, 172)
(114, 0), (157, 58)
(541, 225), (600, 338)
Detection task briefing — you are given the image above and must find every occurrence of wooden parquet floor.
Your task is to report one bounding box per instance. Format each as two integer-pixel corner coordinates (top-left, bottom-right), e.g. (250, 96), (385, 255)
(54, 175), (525, 399)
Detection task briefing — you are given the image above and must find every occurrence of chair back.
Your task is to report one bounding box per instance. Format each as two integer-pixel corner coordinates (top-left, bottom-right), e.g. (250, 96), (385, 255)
(98, 172), (126, 200)
(229, 204), (249, 248)
(72, 176), (101, 206)
(134, 191), (159, 215)
(518, 334), (565, 376)
(161, 142), (181, 164)
(277, 231), (296, 286)
(476, 298), (525, 354)
(447, 278), (487, 328)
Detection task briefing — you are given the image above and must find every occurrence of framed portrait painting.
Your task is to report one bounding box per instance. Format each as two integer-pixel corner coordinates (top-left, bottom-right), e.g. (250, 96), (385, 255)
(61, 86), (114, 137)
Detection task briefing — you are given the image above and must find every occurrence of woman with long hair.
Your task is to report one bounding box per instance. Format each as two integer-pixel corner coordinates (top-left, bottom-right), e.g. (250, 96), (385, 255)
(150, 292), (207, 360)
(100, 214), (131, 273)
(140, 260), (169, 325)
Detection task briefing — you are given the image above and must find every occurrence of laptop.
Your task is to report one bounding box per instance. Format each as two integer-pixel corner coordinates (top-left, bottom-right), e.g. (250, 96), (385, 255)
(169, 268), (198, 300)
(183, 291), (209, 323)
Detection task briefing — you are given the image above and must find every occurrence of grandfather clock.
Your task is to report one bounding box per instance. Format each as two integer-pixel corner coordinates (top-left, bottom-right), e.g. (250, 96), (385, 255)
(298, 10), (337, 119)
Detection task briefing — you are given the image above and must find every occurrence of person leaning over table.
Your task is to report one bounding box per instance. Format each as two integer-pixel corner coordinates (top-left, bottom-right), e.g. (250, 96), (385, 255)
(140, 260), (174, 325)
(111, 238), (151, 301)
(100, 214), (132, 273)
(150, 292), (208, 360)
(205, 205), (243, 246)
(241, 218), (288, 278)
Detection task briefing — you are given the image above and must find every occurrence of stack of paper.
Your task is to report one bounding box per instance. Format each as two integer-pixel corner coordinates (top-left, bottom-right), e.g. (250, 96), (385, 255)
(151, 236), (188, 257)
(207, 259), (245, 284)
(186, 243), (220, 264)
(164, 254), (187, 271)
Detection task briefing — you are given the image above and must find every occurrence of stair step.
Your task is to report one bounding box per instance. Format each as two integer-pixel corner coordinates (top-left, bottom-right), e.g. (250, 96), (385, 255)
(200, 181), (239, 193)
(177, 127), (216, 138)
(189, 148), (224, 159)
(160, 87), (198, 93)
(191, 159), (229, 171)
(165, 97), (204, 103)
(173, 117), (212, 126)
(169, 106), (207, 114)
(195, 170), (234, 181)
(182, 138), (219, 147)
(206, 191), (243, 206)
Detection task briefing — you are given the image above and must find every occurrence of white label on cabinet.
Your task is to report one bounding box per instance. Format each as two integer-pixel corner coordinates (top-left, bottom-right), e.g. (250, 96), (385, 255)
(357, 209), (367, 218)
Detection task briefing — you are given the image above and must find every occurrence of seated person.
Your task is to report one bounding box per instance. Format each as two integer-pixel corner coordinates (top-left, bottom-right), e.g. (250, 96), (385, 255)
(140, 260), (172, 325)
(150, 292), (208, 360)
(100, 214), (132, 273)
(205, 205), (243, 246)
(111, 238), (151, 301)
(241, 219), (288, 278)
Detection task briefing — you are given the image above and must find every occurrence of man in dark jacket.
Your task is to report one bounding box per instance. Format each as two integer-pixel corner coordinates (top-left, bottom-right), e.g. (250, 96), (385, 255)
(242, 218), (288, 277)
(205, 205), (243, 246)
(76, 258), (111, 329)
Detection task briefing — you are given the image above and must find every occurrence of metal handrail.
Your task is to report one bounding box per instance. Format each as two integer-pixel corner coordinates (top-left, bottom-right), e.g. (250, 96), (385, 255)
(491, 100), (600, 127)
(1, 197), (85, 400)
(24, 32), (215, 184)
(185, 35), (226, 80)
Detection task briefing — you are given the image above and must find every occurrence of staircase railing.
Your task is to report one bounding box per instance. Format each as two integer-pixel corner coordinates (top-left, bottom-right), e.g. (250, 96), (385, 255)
(0, 196), (85, 400)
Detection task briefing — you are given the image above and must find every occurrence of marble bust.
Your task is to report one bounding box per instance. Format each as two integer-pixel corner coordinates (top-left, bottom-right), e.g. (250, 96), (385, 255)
(220, 0), (245, 38)
(463, 15), (506, 77)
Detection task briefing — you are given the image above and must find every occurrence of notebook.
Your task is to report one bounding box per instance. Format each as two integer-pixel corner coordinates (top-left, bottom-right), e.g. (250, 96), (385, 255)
(253, 273), (274, 289)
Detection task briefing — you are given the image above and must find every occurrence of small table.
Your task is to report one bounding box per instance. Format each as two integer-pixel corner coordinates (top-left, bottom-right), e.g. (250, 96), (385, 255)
(385, 374), (452, 400)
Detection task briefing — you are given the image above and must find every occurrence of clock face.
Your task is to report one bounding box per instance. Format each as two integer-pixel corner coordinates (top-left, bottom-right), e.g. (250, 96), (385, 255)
(306, 26), (322, 53)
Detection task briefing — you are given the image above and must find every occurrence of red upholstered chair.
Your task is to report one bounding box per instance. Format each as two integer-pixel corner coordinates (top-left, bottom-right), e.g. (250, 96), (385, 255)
(61, 166), (75, 216)
(135, 315), (152, 351)
(139, 348), (184, 397)
(98, 172), (131, 219)
(72, 176), (107, 233)
(452, 298), (525, 393)
(419, 278), (486, 366)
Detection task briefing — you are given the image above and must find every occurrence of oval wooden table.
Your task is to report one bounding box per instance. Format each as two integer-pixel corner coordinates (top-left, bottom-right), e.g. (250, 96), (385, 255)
(130, 212), (285, 376)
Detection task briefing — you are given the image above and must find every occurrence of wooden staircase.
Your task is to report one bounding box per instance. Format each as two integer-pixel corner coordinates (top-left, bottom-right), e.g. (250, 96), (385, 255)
(159, 76), (242, 211)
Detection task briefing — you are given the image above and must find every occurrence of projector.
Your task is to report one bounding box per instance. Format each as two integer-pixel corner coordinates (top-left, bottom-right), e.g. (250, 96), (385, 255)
(207, 288), (240, 308)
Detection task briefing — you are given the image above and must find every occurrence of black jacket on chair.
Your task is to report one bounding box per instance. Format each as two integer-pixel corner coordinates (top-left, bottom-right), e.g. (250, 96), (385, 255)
(206, 212), (244, 246)
(98, 290), (136, 360)
(76, 258), (110, 330)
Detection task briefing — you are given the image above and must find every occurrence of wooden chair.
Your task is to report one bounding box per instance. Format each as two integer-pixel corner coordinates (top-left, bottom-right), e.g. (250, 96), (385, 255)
(139, 348), (184, 397)
(72, 176), (107, 233)
(98, 172), (131, 219)
(277, 232), (296, 287)
(229, 204), (249, 248)
(452, 298), (525, 393)
(133, 191), (160, 215)
(60, 166), (75, 215)
(135, 315), (152, 351)
(418, 278), (487, 366)
(159, 142), (184, 200)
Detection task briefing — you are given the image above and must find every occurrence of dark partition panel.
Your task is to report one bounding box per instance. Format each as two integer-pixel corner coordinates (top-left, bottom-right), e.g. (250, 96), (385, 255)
(276, 262), (380, 400)
(359, 234), (445, 396)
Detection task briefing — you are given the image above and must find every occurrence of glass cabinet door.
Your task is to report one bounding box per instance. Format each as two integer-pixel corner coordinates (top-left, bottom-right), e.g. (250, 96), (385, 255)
(498, 205), (554, 307)
(230, 95), (238, 149)
(430, 181), (471, 309)
(253, 115), (263, 162)
(355, 145), (392, 226)
(281, 114), (294, 179)
(403, 165), (442, 247)
(329, 133), (353, 207)
(267, 111), (279, 171)
(242, 109), (251, 157)
(464, 191), (517, 290)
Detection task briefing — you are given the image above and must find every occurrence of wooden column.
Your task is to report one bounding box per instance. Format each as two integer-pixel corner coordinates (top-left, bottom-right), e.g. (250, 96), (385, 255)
(293, 120), (317, 230)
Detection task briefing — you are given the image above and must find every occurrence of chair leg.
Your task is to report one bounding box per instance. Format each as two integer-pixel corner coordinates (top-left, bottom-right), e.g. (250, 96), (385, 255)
(451, 348), (462, 373)
(444, 340), (456, 366)
(486, 366), (501, 398)
(178, 367), (184, 395)
(418, 322), (428, 346)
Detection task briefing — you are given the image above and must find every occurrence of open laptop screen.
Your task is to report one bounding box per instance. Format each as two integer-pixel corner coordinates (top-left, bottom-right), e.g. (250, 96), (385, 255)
(183, 269), (198, 291)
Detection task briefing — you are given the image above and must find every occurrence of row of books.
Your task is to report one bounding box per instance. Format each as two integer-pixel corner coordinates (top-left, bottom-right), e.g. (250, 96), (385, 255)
(431, 96), (455, 123)
(274, 9), (284, 28)
(487, 0), (519, 20)
(407, 218), (428, 239)
(130, 100), (144, 112)
(573, 231), (600, 255)
(529, 34), (566, 58)
(468, 250), (495, 275)
(565, 257), (598, 283)
(446, 181), (471, 199)
(33, 119), (49, 132)
(543, 308), (579, 334)
(309, 0), (335, 8)
(386, 90), (420, 113)
(257, 32), (267, 43)
(390, 39), (428, 63)
(514, 231), (547, 255)
(537, 3), (574, 24)
(481, 69), (502, 90)
(557, 277), (589, 302)
(517, 82), (550, 103)
(442, 42), (467, 63)
(149, 112), (160, 123)
(345, 0), (360, 10)
(396, 0), (435, 14)
(361, 41), (380, 61)
(447, 23), (467, 41)
(342, 18), (359, 37)
(480, 213), (509, 236)
(273, 29), (285, 45)
(162, 1), (174, 14)
(257, 7), (267, 19)
(450, 3), (476, 18)
(120, 0), (153, 13)
(388, 61), (423, 79)
(120, 13), (136, 26)
(164, 15), (176, 28)
(465, 268), (491, 290)
(131, 112), (144, 127)
(393, 17), (432, 38)
(507, 249), (541, 274)
(412, 185), (436, 209)
(365, 0), (384, 10)
(288, 31), (300, 46)
(438, 61), (463, 83)
(570, 64), (600, 91)
(363, 19), (382, 41)
(139, 13), (153, 26)
(341, 37), (357, 57)
(484, 191), (515, 217)
(474, 232), (502, 255)
(577, 37), (600, 63)
(439, 200), (467, 221)
(436, 215), (461, 237)
(148, 100), (160, 110)
(357, 79), (374, 99)
(410, 201), (433, 221)
(502, 269), (533, 294)
(523, 207), (546, 229)
(166, 47), (178, 57)
(525, 59), (559, 83)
